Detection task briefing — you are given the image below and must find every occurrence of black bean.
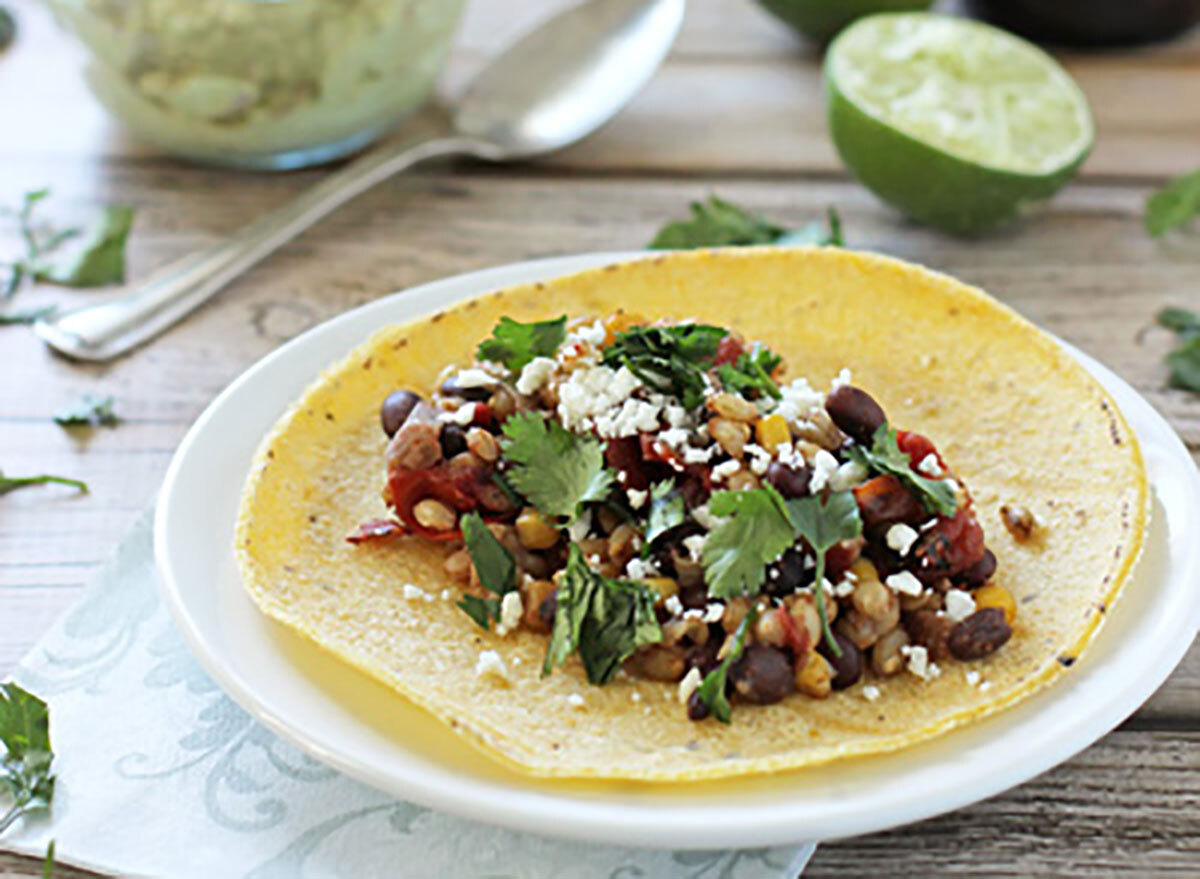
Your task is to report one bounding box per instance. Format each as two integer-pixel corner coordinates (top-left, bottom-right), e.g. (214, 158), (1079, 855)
(685, 641), (721, 677)
(538, 592), (558, 629)
(765, 461), (812, 499)
(818, 631), (863, 690)
(764, 546), (810, 597)
(961, 548), (997, 589)
(825, 385), (887, 446)
(686, 689), (711, 721)
(440, 423), (469, 458)
(380, 390), (421, 438)
(729, 645), (795, 704)
(948, 608), (1011, 660)
(440, 376), (493, 402)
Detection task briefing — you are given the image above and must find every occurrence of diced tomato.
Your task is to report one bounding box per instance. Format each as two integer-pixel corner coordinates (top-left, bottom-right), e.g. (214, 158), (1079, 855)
(825, 537), (864, 580)
(777, 605), (811, 656)
(896, 430), (943, 472)
(346, 518), (404, 544)
(713, 334), (745, 366)
(853, 474), (924, 528)
(605, 436), (651, 490)
(911, 510), (986, 581)
(470, 402), (494, 427)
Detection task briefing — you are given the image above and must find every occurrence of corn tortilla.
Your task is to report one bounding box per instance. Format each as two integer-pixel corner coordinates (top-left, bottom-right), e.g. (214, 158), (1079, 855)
(236, 248), (1147, 781)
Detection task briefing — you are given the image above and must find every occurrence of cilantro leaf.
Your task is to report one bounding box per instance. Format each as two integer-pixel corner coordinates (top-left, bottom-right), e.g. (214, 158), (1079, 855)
(500, 412), (612, 521)
(34, 205), (134, 288)
(602, 323), (727, 410)
(645, 479), (685, 547)
(476, 316), (566, 373)
(1158, 307), (1200, 336)
(850, 426), (957, 516)
(701, 486), (796, 599)
(0, 682), (55, 834)
(543, 545), (662, 685)
(716, 342), (782, 400)
(1157, 307), (1200, 392)
(1145, 169), (1200, 238)
(0, 471), (88, 496)
(0, 305), (55, 326)
(456, 512), (518, 630)
(785, 490), (862, 654)
(649, 196), (845, 250)
(42, 840), (55, 879)
(695, 604), (759, 724)
(53, 393), (118, 428)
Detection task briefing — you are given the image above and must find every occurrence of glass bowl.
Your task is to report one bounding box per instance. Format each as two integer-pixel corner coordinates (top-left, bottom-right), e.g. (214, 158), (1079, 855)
(47, 0), (469, 169)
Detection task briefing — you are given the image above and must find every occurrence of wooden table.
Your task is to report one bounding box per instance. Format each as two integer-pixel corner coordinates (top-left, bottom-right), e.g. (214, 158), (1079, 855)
(1, 0), (1197, 875)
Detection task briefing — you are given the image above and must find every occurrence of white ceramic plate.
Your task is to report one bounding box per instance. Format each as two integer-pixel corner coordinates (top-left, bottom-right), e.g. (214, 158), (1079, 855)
(155, 253), (1200, 850)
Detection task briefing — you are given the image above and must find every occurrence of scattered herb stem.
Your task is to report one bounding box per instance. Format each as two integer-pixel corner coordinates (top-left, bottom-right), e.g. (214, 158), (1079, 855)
(0, 473), (89, 496)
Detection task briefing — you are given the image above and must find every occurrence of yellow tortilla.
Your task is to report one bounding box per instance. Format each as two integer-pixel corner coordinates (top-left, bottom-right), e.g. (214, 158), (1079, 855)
(236, 248), (1147, 781)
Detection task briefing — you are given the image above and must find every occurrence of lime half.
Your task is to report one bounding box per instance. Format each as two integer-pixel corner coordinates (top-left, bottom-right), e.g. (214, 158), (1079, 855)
(825, 13), (1094, 234)
(755, 0), (934, 45)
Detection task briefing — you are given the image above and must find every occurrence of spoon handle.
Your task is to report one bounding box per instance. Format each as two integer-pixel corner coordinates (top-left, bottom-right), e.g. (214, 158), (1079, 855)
(36, 132), (474, 362)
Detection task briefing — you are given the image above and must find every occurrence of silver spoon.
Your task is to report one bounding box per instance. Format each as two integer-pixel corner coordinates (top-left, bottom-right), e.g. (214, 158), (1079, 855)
(36, 0), (685, 361)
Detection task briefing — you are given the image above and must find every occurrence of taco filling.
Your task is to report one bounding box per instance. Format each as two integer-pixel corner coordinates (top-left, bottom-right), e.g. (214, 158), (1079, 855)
(352, 313), (1015, 723)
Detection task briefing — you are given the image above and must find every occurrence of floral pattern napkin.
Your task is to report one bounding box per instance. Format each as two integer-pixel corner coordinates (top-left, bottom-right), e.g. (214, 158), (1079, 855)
(1, 510), (814, 878)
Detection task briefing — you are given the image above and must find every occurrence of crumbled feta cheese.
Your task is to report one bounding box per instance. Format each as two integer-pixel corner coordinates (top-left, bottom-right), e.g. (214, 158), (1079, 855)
(885, 571), (924, 597)
(569, 319), (607, 347)
(439, 403), (477, 425)
(475, 650), (510, 684)
(965, 670), (981, 687)
(830, 367), (852, 390)
(631, 691), (642, 703)
(917, 453), (944, 477)
(664, 595), (684, 616)
(515, 356), (557, 395)
(803, 555), (815, 570)
(944, 589), (977, 622)
(944, 478), (961, 497)
(594, 397), (663, 439)
(830, 460), (869, 491)
(626, 488), (649, 510)
(496, 591), (524, 636)
(692, 504), (725, 531)
(711, 459), (742, 482)
(682, 534), (708, 562)
(566, 693), (586, 710)
(900, 644), (932, 680)
(808, 449), (840, 493)
(440, 589), (452, 601)
(745, 443), (773, 475)
(834, 579), (856, 598)
(587, 554), (601, 566)
(919, 519), (939, 532)
(682, 445), (717, 465)
(664, 405), (689, 428)
(678, 667), (703, 705)
(819, 577), (835, 597)
(556, 365), (642, 431)
(928, 662), (942, 679)
(568, 509), (592, 542)
(402, 583), (426, 600)
(773, 377), (825, 424)
(625, 557), (658, 580)
(422, 592), (437, 603)
(979, 681), (993, 692)
(862, 685), (881, 702)
(658, 427), (690, 449)
(703, 602), (726, 623)
(453, 368), (497, 389)
(886, 523), (920, 557)
(844, 569), (858, 583)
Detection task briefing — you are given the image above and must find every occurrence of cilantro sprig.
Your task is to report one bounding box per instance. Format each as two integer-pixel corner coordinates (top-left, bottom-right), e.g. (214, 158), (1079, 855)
(500, 413), (612, 522)
(701, 486), (796, 599)
(785, 491), (862, 656)
(850, 425), (957, 516)
(543, 545), (662, 685)
(695, 603), (760, 724)
(456, 512), (518, 630)
(649, 196), (844, 250)
(716, 342), (782, 400)
(1145, 169), (1200, 238)
(0, 683), (55, 834)
(54, 393), (118, 428)
(602, 323), (726, 410)
(0, 471), (88, 497)
(476, 316), (566, 373)
(1156, 307), (1200, 392)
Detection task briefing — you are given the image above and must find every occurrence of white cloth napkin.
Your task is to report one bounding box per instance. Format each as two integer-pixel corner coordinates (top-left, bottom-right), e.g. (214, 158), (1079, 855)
(1, 510), (814, 878)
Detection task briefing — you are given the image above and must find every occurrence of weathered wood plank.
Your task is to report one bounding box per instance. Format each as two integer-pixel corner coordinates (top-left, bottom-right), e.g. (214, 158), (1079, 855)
(0, 730), (1195, 877)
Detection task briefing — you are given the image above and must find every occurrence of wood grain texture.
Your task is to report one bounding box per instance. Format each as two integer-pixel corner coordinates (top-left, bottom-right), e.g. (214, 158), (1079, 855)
(1, 0), (1198, 874)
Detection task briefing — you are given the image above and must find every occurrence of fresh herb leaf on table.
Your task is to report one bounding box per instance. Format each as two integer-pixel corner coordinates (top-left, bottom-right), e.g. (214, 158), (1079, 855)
(702, 486), (796, 599)
(649, 195), (844, 250)
(457, 512), (518, 630)
(500, 412), (612, 522)
(695, 603), (759, 723)
(542, 545), (661, 685)
(1156, 307), (1200, 392)
(716, 343), (783, 400)
(37, 205), (135, 287)
(0, 6), (14, 52)
(42, 840), (55, 879)
(1145, 169), (1200, 238)
(0, 682), (55, 834)
(602, 323), (726, 410)
(54, 393), (119, 428)
(851, 425), (957, 516)
(477, 315), (566, 373)
(0, 471), (88, 496)
(785, 490), (862, 655)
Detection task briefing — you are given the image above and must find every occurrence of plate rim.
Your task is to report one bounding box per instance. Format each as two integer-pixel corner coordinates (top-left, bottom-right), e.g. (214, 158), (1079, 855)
(154, 251), (1200, 848)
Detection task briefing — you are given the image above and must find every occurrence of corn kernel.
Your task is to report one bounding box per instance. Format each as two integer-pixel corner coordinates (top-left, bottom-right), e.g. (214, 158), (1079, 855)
(849, 557), (881, 584)
(754, 413), (791, 453)
(973, 583), (1017, 624)
(645, 577), (679, 606)
(795, 650), (832, 698)
(515, 507), (560, 550)
(602, 310), (646, 344)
